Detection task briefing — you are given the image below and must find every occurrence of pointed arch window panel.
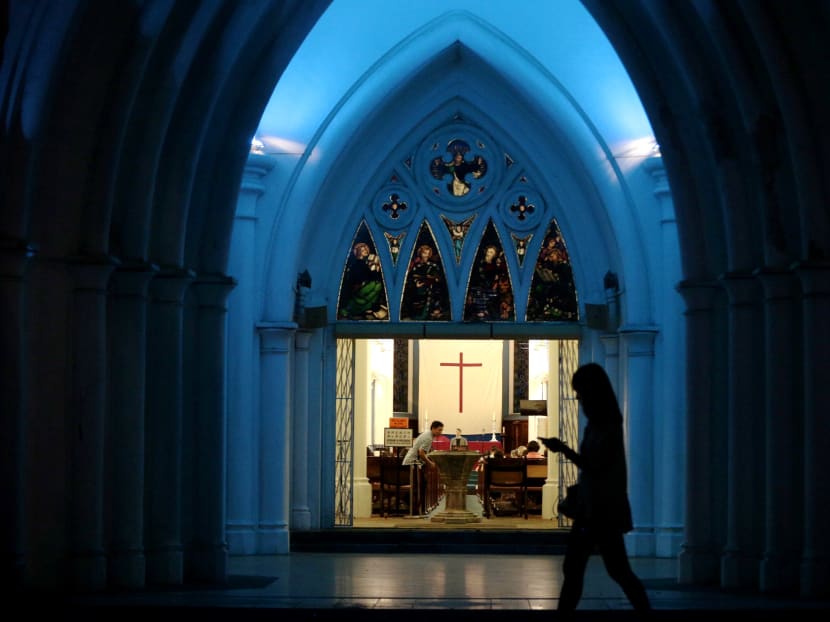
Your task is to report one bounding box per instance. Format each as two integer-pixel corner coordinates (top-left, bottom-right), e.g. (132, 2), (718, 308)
(526, 219), (579, 322)
(400, 220), (451, 321)
(464, 219), (515, 321)
(337, 221), (390, 320)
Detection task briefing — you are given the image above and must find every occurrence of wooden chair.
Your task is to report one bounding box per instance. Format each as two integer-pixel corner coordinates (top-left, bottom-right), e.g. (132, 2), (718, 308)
(524, 458), (548, 514)
(482, 457), (527, 518)
(367, 456), (382, 514)
(378, 457), (413, 517)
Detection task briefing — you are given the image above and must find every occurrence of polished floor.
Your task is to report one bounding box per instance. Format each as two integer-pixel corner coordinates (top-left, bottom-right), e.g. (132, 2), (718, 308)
(58, 550), (830, 621)
(46, 497), (830, 620)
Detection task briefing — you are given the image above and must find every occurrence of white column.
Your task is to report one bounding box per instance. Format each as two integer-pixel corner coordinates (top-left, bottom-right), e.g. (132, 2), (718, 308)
(719, 273), (765, 589)
(107, 263), (156, 589)
(257, 323), (295, 553)
(292, 331), (313, 529)
(794, 263), (830, 597)
(619, 327), (657, 557)
(0, 239), (35, 587)
(676, 281), (722, 585)
(645, 156), (685, 557)
(226, 155), (274, 553)
(66, 255), (118, 591)
(145, 268), (193, 585)
(599, 334), (619, 393)
(189, 275), (236, 582)
(353, 340), (372, 518)
(756, 268), (801, 593)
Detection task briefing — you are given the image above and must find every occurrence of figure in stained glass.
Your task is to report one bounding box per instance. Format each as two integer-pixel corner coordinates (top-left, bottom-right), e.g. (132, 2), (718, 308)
(430, 139), (487, 197)
(526, 221), (578, 321)
(511, 233), (532, 267)
(338, 224), (389, 320)
(464, 221), (514, 321)
(440, 213), (476, 263)
(384, 231), (405, 266)
(401, 224), (451, 321)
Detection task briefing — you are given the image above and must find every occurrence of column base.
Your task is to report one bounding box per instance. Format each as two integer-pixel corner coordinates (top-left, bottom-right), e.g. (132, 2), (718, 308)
(108, 549), (146, 589)
(721, 548), (759, 589)
(760, 552), (800, 594)
(69, 551), (107, 591)
(678, 544), (720, 585)
(187, 544), (228, 583)
(257, 526), (290, 554)
(800, 555), (830, 598)
(146, 547), (183, 585)
(655, 528), (683, 557)
(227, 522), (258, 554)
(625, 528), (655, 557)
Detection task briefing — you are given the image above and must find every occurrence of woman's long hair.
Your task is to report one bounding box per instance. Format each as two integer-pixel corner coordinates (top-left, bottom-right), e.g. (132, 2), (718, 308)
(571, 362), (623, 424)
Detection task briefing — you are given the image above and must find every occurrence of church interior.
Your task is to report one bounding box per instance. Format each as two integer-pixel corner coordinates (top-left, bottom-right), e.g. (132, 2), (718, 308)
(2, 0), (829, 614)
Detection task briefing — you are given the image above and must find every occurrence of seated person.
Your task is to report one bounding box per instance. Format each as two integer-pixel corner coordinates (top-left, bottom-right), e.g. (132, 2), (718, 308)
(526, 440), (545, 459)
(450, 427), (469, 451)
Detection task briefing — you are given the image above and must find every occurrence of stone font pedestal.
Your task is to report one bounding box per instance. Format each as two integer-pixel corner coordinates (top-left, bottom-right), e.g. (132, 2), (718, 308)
(428, 450), (482, 524)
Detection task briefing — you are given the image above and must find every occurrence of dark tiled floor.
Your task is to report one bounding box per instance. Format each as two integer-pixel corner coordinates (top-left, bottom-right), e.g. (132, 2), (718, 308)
(54, 550), (830, 621)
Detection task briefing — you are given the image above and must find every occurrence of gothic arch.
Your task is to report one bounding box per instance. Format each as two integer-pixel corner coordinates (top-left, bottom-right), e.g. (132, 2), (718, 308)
(263, 29), (657, 329)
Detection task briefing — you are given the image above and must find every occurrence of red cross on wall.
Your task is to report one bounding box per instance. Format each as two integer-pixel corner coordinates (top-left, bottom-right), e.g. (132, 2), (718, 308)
(440, 351), (483, 413)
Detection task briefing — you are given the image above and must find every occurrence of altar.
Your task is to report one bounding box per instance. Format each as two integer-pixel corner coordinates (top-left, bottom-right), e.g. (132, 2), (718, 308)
(427, 450), (482, 524)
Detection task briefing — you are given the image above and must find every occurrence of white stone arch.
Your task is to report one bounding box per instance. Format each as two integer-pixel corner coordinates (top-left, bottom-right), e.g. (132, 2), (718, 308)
(259, 11), (661, 328)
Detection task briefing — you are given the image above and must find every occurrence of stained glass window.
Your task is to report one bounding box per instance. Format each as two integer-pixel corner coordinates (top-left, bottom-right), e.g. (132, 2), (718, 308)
(400, 221), (451, 321)
(526, 219), (578, 321)
(337, 221), (389, 320)
(464, 219), (515, 321)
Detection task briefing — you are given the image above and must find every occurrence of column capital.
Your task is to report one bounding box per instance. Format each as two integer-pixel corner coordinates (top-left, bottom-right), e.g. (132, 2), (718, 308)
(192, 274), (237, 309)
(109, 262), (159, 298)
(792, 260), (830, 297)
(149, 266), (196, 303)
(599, 333), (619, 357)
(718, 271), (762, 306)
(67, 253), (120, 291)
(295, 330), (313, 350)
(676, 279), (719, 312)
(240, 154), (277, 197)
(753, 266), (799, 301)
(619, 326), (658, 356)
(0, 237), (37, 279)
(257, 322), (297, 353)
(642, 156), (668, 193)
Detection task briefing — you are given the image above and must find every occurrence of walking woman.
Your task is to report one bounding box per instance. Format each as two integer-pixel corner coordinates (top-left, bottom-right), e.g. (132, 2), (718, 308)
(542, 362), (651, 612)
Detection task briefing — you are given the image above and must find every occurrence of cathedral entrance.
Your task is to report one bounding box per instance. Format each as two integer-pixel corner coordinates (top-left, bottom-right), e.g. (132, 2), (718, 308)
(334, 337), (580, 531)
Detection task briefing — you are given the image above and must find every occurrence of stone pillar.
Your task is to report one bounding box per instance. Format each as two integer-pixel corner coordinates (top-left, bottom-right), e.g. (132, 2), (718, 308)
(257, 323), (295, 553)
(755, 268), (801, 593)
(107, 263), (156, 589)
(145, 268), (193, 585)
(188, 275), (236, 582)
(226, 154), (275, 553)
(66, 255), (118, 591)
(353, 339), (372, 518)
(599, 334), (619, 394)
(619, 327), (657, 557)
(645, 156), (686, 557)
(677, 281), (721, 584)
(794, 262), (830, 598)
(719, 273), (764, 589)
(0, 239), (35, 587)
(292, 331), (313, 529)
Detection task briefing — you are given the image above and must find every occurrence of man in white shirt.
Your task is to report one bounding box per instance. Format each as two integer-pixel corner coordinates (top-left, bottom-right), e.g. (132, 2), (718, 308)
(403, 420), (444, 467)
(402, 420), (444, 515)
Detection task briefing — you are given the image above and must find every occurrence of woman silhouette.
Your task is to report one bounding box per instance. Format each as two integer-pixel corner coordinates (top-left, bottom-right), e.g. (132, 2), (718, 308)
(542, 362), (651, 612)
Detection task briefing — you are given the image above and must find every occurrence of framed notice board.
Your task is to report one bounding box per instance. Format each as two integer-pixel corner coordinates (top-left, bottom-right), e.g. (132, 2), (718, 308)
(384, 427), (413, 447)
